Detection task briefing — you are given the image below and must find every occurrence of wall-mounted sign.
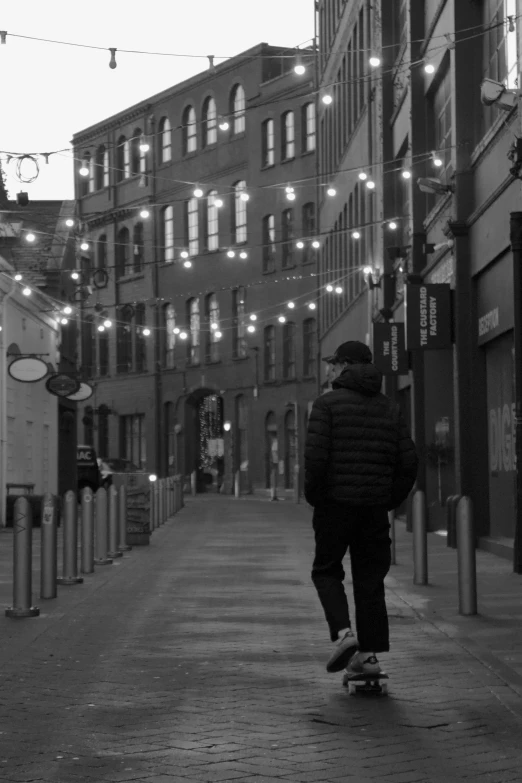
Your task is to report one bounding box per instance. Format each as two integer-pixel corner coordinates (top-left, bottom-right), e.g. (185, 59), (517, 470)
(65, 382), (94, 402)
(476, 254), (514, 346)
(372, 322), (409, 375)
(405, 284), (452, 350)
(8, 356), (49, 383)
(45, 373), (80, 398)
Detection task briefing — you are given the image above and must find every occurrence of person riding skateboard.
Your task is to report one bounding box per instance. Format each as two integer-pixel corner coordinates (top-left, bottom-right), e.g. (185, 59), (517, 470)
(304, 341), (418, 677)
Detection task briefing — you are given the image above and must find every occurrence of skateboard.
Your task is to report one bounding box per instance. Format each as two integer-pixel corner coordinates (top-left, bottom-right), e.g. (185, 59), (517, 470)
(342, 671), (388, 696)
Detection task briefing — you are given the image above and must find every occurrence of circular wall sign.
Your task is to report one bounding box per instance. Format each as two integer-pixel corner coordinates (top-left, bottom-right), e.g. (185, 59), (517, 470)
(45, 373), (81, 398)
(65, 382), (94, 402)
(8, 356), (49, 383)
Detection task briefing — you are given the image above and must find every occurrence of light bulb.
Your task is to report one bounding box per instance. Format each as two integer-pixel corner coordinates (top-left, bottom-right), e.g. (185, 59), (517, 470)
(215, 330), (222, 339)
(287, 301), (295, 309)
(247, 324), (256, 333)
(278, 315), (286, 323)
(22, 287), (31, 296)
(352, 231), (360, 239)
(65, 219), (74, 227)
(239, 251), (248, 259)
(327, 187), (336, 197)
(179, 331), (188, 340)
(294, 63), (306, 76)
(358, 172), (368, 181)
(180, 250), (189, 259)
(335, 286), (343, 294)
(139, 140), (150, 152)
(326, 284), (334, 292)
(215, 198), (224, 208)
(227, 250), (236, 258)
(80, 241), (89, 251)
(312, 240), (320, 249)
(322, 94), (333, 105)
(249, 314), (257, 321)
(149, 474), (158, 482)
(63, 306), (72, 315)
(143, 328), (151, 336)
(363, 265), (373, 275)
(140, 209), (150, 218)
(285, 186), (294, 193)
(369, 55), (381, 67)
(296, 241), (304, 249)
(173, 327), (180, 335)
(286, 192), (296, 201)
(26, 233), (35, 243)
(97, 324), (105, 332)
(432, 153), (443, 167)
(211, 322), (218, 330)
(424, 63), (435, 74)
(219, 119), (229, 131)
(389, 221), (397, 230)
(104, 319), (112, 328)
(402, 170), (411, 179)
(240, 192), (249, 201)
(71, 271), (79, 280)
(194, 187), (203, 198)
(79, 162), (89, 176)
(366, 180), (376, 189)
(14, 273), (22, 281)
(308, 302), (316, 310)
(61, 318), (69, 325)
(184, 260), (192, 268)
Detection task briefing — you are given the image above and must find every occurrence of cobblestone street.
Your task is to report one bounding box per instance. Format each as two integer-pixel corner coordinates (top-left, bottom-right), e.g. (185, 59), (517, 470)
(1, 496), (522, 782)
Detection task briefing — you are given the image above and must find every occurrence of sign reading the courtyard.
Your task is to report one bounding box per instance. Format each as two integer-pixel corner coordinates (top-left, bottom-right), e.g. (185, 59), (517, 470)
(372, 322), (409, 375)
(405, 284), (452, 350)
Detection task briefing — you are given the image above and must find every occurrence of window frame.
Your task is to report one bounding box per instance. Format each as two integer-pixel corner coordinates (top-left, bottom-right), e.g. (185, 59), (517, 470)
(158, 116), (172, 163)
(262, 118), (275, 167)
(262, 214), (276, 273)
(182, 106), (197, 155)
(164, 303), (176, 369)
(162, 205), (175, 263)
(187, 297), (200, 364)
(233, 181), (248, 244)
(263, 325), (276, 381)
(281, 110), (296, 161)
(202, 96), (218, 147)
(231, 84), (246, 135)
(302, 102), (316, 153)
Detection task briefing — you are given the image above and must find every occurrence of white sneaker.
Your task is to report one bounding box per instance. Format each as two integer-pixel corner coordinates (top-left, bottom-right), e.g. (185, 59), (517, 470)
(345, 652), (381, 676)
(326, 630), (359, 673)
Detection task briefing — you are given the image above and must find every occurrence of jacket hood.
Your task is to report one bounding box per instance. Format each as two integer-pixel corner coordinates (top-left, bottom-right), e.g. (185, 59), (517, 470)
(332, 363), (383, 396)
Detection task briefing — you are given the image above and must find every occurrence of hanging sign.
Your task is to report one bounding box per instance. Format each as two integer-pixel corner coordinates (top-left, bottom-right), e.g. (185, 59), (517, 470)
(405, 284), (452, 350)
(372, 322), (409, 375)
(45, 373), (80, 397)
(8, 356), (48, 383)
(65, 382), (94, 402)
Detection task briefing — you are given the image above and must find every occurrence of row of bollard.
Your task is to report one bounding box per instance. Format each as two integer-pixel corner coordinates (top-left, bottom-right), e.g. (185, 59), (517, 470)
(410, 489), (477, 615)
(6, 475), (184, 619)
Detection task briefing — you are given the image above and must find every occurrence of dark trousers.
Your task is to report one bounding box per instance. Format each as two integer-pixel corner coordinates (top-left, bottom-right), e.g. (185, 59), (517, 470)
(311, 503), (391, 651)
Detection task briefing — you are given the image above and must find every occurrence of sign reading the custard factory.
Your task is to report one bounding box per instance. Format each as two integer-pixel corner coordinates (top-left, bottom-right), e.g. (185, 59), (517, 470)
(405, 284), (452, 350)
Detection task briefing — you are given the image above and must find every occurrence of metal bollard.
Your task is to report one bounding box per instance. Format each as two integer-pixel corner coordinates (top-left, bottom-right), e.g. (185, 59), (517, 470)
(412, 489), (428, 585)
(456, 496), (478, 615)
(6, 497), (39, 617)
(270, 464), (279, 501)
(388, 509), (396, 566)
(234, 471), (240, 498)
(80, 487), (94, 575)
(154, 482), (160, 529)
(118, 485), (132, 552)
(294, 465), (300, 504)
(149, 481), (155, 531)
(446, 495), (460, 549)
(191, 470), (197, 496)
(108, 485), (123, 558)
(57, 490), (84, 585)
(94, 487), (113, 565)
(41, 493), (58, 599)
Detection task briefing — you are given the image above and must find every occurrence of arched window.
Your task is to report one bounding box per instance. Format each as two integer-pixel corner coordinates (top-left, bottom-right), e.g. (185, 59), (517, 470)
(130, 127), (143, 176)
(202, 97), (217, 147)
(205, 293), (220, 362)
(303, 318), (317, 376)
(262, 214), (276, 273)
(161, 205), (174, 263)
(264, 325), (276, 381)
(233, 180), (248, 243)
(97, 234), (107, 269)
(281, 111), (295, 160)
(95, 145), (109, 190)
(187, 297), (200, 364)
(281, 208), (294, 267)
(99, 329), (109, 377)
(262, 118), (275, 166)
(164, 304), (176, 369)
(133, 222), (144, 273)
(116, 135), (130, 181)
(185, 196), (199, 256)
(182, 106), (197, 154)
(302, 202), (316, 263)
(88, 152), (95, 193)
(115, 227), (130, 278)
(265, 412), (278, 489)
(158, 116), (172, 163)
(135, 303), (147, 372)
(230, 84), (246, 134)
(284, 408), (297, 489)
(206, 190), (219, 251)
(302, 102), (316, 152)
(282, 321), (296, 379)
(232, 287), (247, 358)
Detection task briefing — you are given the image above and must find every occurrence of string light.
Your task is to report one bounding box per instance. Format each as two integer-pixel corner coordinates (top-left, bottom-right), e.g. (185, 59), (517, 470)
(14, 273), (22, 281)
(22, 287), (31, 296)
(369, 55), (381, 67)
(424, 63), (435, 74)
(247, 324), (256, 333)
(80, 241), (89, 250)
(71, 271), (80, 280)
(312, 240), (320, 248)
(278, 315), (286, 323)
(239, 251), (248, 259)
(294, 54), (306, 76)
(326, 284), (334, 292)
(139, 137), (150, 152)
(240, 191), (250, 202)
(194, 186), (203, 198)
(180, 250), (189, 258)
(335, 286), (343, 294)
(249, 314), (257, 321)
(322, 93), (333, 105)
(431, 151), (443, 167)
(140, 208), (150, 218)
(143, 328), (151, 336)
(79, 161), (89, 176)
(352, 231), (360, 239)
(25, 233), (35, 242)
(97, 324), (105, 331)
(287, 301), (295, 309)
(218, 118), (229, 131)
(215, 198), (224, 208)
(296, 240), (304, 249)
(402, 170), (412, 179)
(366, 180), (376, 189)
(327, 187), (337, 197)
(65, 218), (75, 227)
(179, 331), (188, 340)
(104, 319), (112, 327)
(61, 317), (68, 325)
(227, 250), (236, 258)
(358, 172), (368, 181)
(308, 302), (316, 310)
(388, 221), (397, 230)
(363, 265), (373, 275)
(183, 259), (192, 268)
(63, 306), (72, 315)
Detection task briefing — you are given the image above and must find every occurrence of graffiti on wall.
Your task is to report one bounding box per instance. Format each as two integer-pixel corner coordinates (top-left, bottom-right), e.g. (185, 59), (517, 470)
(489, 403), (516, 473)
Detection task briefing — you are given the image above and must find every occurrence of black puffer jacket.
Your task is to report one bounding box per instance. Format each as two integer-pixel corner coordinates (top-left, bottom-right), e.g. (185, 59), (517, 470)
(304, 363), (418, 509)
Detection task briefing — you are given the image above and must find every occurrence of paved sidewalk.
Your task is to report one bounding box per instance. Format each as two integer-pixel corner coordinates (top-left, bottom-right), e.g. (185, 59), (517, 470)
(1, 496), (522, 783)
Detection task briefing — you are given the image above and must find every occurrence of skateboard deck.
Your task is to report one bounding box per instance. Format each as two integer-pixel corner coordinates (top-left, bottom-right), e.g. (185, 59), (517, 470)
(342, 671), (388, 695)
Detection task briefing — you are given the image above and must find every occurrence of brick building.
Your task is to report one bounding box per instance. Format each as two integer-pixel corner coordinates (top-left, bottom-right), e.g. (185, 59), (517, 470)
(317, 0), (522, 567)
(72, 43), (319, 496)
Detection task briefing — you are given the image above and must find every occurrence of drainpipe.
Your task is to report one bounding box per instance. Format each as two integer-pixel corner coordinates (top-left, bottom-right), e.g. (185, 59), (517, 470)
(0, 276), (18, 526)
(149, 112), (162, 477)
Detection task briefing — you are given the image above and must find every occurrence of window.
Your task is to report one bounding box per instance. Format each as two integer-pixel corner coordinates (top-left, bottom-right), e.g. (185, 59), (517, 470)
(161, 205), (174, 263)
(281, 111), (295, 160)
(302, 202), (316, 263)
(202, 97), (217, 146)
(231, 84), (246, 134)
(282, 322), (296, 379)
(99, 328), (109, 377)
(133, 223), (144, 273)
(265, 412), (278, 488)
(95, 145), (109, 190)
(281, 208), (294, 267)
(164, 304), (176, 369)
(135, 303), (147, 373)
(233, 180), (248, 243)
(130, 128), (143, 176)
(116, 135), (130, 181)
(182, 106), (197, 154)
(158, 117), (172, 163)
(284, 408), (297, 489)
(262, 214), (276, 273)
(82, 315), (95, 378)
(264, 325), (276, 381)
(429, 68), (453, 197)
(232, 287), (247, 358)
(187, 297), (200, 364)
(115, 227), (130, 278)
(97, 234), (107, 269)
(482, 0), (517, 134)
(262, 119), (275, 166)
(120, 414), (146, 469)
(303, 318), (317, 376)
(116, 305), (133, 373)
(235, 395), (248, 479)
(302, 103), (316, 152)
(206, 293), (220, 362)
(185, 197), (199, 255)
(206, 190), (219, 251)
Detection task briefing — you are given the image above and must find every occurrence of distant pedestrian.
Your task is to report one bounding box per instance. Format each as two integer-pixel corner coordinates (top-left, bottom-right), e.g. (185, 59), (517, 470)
(304, 341), (418, 677)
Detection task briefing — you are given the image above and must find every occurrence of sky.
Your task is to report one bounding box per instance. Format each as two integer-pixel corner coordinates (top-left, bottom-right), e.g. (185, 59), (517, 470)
(1, 0), (315, 202)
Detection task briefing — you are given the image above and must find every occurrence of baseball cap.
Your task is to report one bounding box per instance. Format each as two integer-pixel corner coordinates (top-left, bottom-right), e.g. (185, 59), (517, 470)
(322, 340), (373, 365)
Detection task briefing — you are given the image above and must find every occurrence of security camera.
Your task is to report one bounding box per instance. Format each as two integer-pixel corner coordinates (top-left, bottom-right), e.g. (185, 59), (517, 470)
(417, 177), (454, 195)
(480, 78), (518, 111)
